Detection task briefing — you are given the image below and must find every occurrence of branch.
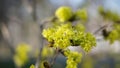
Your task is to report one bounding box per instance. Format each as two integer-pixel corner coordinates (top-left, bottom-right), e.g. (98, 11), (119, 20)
(50, 48), (59, 68)
(35, 25), (44, 68)
(40, 17), (56, 25)
(35, 16), (56, 68)
(93, 24), (109, 35)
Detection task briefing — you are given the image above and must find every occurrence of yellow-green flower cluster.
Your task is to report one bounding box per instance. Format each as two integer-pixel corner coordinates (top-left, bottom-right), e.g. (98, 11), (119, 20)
(55, 6), (88, 22)
(43, 23), (74, 49)
(72, 26), (96, 52)
(99, 6), (120, 43)
(98, 6), (120, 22)
(30, 6), (97, 68)
(14, 43), (31, 67)
(42, 28), (55, 42)
(73, 23), (85, 32)
(55, 6), (73, 22)
(105, 27), (119, 44)
(64, 50), (82, 68)
(75, 9), (87, 21)
(106, 30), (119, 44)
(42, 23), (96, 51)
(79, 33), (96, 52)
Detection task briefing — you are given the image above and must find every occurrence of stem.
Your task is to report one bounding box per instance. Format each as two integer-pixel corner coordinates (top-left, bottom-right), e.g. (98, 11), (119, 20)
(41, 17), (56, 25)
(35, 17), (56, 68)
(93, 24), (109, 35)
(35, 25), (44, 68)
(50, 48), (59, 68)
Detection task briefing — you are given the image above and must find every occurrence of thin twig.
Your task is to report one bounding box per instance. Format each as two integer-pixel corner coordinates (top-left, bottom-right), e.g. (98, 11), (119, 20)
(93, 24), (109, 35)
(35, 16), (56, 68)
(50, 48), (59, 68)
(35, 25), (44, 68)
(40, 17), (56, 25)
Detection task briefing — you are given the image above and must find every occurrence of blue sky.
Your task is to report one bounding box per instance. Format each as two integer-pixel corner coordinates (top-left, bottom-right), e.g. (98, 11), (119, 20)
(49, 0), (84, 9)
(104, 0), (120, 13)
(49, 0), (120, 13)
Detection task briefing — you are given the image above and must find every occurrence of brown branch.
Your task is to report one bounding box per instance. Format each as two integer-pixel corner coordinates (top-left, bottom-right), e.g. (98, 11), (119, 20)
(50, 48), (59, 68)
(93, 24), (109, 35)
(35, 25), (44, 68)
(35, 16), (56, 68)
(40, 17), (56, 25)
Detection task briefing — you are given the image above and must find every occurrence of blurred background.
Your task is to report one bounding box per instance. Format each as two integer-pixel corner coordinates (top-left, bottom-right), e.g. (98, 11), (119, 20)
(0, 0), (120, 68)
